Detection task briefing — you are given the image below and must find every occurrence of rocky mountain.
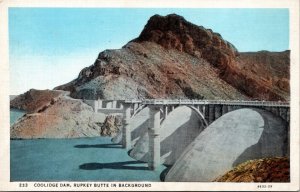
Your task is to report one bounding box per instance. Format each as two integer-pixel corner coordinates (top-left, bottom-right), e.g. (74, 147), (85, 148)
(56, 14), (290, 101)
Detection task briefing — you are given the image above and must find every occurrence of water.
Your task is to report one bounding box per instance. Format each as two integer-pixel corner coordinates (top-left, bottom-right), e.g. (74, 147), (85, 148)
(10, 108), (165, 181)
(11, 137), (166, 181)
(10, 108), (26, 125)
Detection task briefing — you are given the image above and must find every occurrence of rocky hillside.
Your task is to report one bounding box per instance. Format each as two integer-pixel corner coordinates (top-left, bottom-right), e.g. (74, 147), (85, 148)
(233, 51), (290, 100)
(10, 89), (106, 139)
(56, 14), (289, 101)
(55, 41), (246, 100)
(215, 157), (289, 182)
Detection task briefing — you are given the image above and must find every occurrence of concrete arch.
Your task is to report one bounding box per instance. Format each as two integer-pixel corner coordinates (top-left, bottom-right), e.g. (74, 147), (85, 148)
(131, 104), (147, 118)
(129, 106), (206, 166)
(187, 105), (208, 127)
(165, 108), (288, 182)
(159, 108), (164, 118)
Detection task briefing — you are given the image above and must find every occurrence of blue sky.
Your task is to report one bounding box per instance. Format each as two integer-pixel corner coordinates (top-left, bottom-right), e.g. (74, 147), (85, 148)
(9, 8), (289, 95)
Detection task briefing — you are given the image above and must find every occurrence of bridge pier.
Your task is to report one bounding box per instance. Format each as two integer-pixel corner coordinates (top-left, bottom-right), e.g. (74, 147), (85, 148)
(122, 103), (132, 150)
(201, 105), (205, 115)
(99, 99), (103, 108)
(222, 105), (228, 115)
(93, 100), (98, 112)
(132, 103), (138, 115)
(208, 105), (215, 124)
(227, 105), (233, 112)
(106, 101), (112, 108)
(279, 107), (287, 121)
(148, 105), (161, 170)
(171, 105), (175, 111)
(164, 105), (168, 119)
(215, 105), (222, 120)
(112, 100), (117, 108)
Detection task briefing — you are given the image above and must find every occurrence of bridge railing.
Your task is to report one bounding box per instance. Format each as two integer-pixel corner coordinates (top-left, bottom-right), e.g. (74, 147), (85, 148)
(124, 99), (142, 104)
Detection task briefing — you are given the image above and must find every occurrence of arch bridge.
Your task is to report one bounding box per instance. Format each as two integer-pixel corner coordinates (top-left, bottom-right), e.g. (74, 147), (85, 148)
(86, 99), (290, 170)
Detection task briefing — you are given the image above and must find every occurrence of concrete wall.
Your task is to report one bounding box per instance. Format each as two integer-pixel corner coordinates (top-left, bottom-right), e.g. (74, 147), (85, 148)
(83, 99), (125, 112)
(129, 106), (206, 166)
(165, 108), (288, 182)
(102, 100), (120, 109)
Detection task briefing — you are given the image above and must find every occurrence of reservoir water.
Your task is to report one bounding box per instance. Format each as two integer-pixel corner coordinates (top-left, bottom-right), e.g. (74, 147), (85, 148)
(10, 108), (25, 125)
(10, 110), (165, 181)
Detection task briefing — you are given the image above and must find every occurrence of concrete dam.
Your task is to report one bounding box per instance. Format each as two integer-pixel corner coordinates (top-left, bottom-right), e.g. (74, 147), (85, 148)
(84, 99), (290, 181)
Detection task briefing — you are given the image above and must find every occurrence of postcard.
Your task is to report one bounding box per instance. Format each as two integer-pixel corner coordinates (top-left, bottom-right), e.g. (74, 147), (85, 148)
(0, 0), (299, 191)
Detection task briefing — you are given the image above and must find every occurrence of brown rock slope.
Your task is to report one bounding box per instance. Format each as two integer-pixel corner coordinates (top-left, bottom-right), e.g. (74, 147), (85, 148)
(233, 51), (290, 100)
(215, 157), (289, 182)
(10, 89), (105, 139)
(10, 89), (65, 113)
(56, 14), (289, 101)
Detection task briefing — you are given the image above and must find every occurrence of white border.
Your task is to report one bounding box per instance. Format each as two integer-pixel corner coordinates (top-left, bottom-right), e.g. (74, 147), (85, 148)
(0, 0), (299, 191)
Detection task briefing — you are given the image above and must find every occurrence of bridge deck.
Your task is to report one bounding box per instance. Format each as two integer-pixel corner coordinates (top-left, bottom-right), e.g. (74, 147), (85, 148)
(124, 99), (289, 107)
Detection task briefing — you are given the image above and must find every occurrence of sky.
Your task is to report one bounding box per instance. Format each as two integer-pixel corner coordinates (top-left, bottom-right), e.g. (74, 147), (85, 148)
(9, 8), (289, 95)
